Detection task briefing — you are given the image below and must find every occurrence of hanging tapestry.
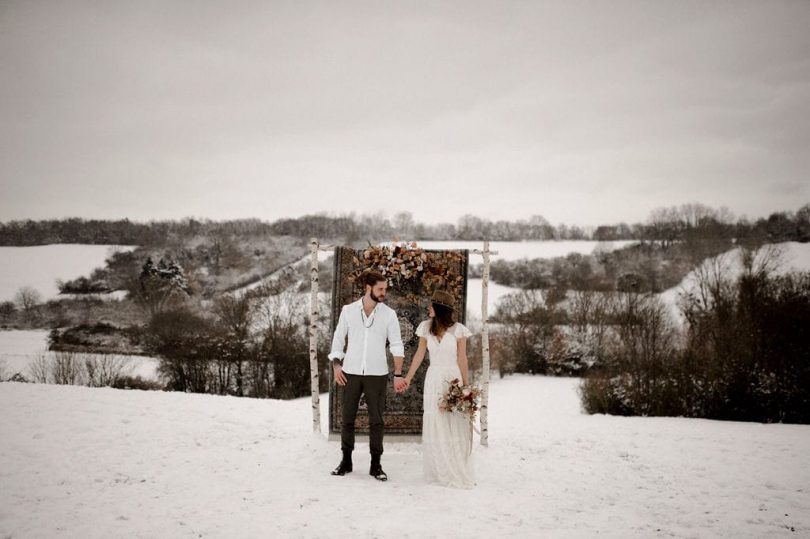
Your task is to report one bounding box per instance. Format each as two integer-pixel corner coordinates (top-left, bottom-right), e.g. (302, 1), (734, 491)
(329, 243), (469, 436)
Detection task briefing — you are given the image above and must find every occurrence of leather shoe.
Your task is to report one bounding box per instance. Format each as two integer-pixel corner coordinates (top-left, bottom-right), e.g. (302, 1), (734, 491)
(331, 460), (353, 476)
(369, 464), (388, 481)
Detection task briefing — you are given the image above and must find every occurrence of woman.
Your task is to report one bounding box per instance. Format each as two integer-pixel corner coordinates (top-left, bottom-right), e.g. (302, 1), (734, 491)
(403, 289), (475, 489)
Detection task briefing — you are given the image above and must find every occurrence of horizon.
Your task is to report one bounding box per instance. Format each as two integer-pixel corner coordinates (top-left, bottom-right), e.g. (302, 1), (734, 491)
(1, 199), (806, 230)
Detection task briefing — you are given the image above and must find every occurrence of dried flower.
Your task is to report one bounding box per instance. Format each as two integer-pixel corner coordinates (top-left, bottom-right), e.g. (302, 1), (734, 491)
(347, 242), (465, 300)
(438, 378), (482, 419)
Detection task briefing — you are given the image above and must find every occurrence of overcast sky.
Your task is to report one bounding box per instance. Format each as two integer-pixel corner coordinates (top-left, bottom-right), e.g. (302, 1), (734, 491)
(1, 1), (809, 227)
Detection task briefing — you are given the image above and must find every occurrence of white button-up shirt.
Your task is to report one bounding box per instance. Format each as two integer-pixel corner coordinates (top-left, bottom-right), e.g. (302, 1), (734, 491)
(328, 298), (405, 376)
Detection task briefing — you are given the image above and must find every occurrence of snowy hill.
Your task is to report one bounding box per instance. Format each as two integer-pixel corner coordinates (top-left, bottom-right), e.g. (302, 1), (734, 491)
(1, 376), (808, 538)
(658, 241), (810, 325)
(236, 240), (631, 318)
(404, 240), (637, 261)
(0, 244), (137, 302)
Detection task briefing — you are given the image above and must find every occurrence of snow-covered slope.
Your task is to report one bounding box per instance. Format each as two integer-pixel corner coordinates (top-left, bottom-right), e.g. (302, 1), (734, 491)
(413, 240), (636, 261)
(0, 244), (137, 302)
(658, 242), (810, 325)
(1, 376), (807, 538)
(231, 241), (633, 321)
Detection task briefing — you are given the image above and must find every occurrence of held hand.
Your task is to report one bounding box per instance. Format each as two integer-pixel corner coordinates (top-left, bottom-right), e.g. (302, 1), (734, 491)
(394, 376), (411, 393)
(333, 364), (347, 386)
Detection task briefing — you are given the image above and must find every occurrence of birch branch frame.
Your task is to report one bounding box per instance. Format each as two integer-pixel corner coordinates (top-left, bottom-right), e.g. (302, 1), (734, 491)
(479, 241), (492, 447)
(308, 237), (321, 434)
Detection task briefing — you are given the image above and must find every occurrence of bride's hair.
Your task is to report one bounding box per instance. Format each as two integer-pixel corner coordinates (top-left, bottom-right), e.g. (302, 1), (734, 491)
(430, 303), (455, 336)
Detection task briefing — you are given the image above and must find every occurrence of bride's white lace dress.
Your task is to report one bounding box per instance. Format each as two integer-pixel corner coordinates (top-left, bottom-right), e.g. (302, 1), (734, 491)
(416, 320), (475, 489)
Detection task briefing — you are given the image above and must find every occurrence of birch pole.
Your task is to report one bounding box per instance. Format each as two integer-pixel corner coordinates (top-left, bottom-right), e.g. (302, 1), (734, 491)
(308, 238), (321, 433)
(480, 240), (492, 447)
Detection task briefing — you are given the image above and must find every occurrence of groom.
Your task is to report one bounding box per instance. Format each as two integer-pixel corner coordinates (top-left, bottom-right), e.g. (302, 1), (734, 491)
(329, 269), (406, 481)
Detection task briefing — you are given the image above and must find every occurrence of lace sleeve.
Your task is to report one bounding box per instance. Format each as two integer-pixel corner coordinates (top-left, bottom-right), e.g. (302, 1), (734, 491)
(415, 320), (429, 338)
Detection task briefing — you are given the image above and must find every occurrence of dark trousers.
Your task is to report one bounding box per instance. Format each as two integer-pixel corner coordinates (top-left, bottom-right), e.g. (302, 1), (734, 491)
(341, 373), (387, 456)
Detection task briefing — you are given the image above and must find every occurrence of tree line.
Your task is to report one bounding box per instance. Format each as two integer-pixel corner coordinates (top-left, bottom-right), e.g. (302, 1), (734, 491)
(3, 203), (807, 246)
(0, 217), (276, 246)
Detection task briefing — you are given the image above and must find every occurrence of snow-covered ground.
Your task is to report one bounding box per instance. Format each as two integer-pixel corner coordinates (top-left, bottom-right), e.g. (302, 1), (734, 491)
(235, 254), (319, 295)
(1, 376), (807, 538)
(0, 244), (137, 302)
(233, 241), (632, 319)
(693, 241), (810, 279)
(402, 241), (810, 323)
(411, 240), (637, 261)
(465, 278), (517, 319)
(0, 330), (160, 381)
(57, 290), (129, 302)
(658, 242), (810, 326)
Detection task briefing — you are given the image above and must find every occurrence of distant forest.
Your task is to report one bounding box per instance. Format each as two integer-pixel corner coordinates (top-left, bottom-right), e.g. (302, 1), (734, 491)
(1, 203), (808, 246)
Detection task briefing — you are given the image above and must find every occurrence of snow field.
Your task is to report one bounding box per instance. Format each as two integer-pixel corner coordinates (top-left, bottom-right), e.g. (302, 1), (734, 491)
(0, 376), (808, 538)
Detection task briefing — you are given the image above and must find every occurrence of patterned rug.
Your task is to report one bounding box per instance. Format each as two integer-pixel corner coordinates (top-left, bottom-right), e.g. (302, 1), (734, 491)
(329, 244), (469, 436)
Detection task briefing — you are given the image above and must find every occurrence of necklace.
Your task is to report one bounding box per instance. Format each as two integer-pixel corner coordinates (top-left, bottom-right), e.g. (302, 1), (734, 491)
(361, 301), (376, 328)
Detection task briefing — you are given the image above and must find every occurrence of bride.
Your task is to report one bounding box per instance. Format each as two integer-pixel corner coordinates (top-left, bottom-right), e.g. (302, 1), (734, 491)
(401, 290), (475, 489)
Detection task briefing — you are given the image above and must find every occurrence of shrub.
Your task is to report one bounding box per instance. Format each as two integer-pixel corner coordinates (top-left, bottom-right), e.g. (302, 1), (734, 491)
(84, 354), (128, 387)
(581, 248), (810, 423)
(52, 351), (85, 385)
(112, 376), (164, 391)
(28, 353), (50, 383)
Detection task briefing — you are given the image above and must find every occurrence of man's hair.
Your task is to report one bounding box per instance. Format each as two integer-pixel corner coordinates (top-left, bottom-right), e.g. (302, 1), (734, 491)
(360, 269), (386, 288)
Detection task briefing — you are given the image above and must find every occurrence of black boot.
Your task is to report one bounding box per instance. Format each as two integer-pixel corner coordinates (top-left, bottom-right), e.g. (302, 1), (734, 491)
(331, 450), (353, 476)
(369, 454), (387, 482)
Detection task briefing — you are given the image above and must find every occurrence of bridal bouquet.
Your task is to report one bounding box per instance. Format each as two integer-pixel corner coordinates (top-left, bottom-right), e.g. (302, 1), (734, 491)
(438, 378), (482, 419)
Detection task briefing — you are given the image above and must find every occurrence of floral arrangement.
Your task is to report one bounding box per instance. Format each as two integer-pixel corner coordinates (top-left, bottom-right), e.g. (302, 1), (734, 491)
(438, 378), (482, 419)
(347, 241), (465, 301)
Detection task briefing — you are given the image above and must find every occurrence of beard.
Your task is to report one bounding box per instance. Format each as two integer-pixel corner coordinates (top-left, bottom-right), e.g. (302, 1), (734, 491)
(370, 291), (385, 303)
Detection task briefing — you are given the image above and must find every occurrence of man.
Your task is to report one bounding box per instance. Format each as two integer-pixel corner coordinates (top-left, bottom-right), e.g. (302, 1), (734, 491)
(329, 269), (406, 481)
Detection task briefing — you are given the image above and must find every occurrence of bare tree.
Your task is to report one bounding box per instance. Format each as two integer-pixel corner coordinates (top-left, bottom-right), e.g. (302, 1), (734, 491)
(52, 351), (85, 385)
(608, 292), (678, 415)
(647, 206), (681, 249)
(213, 293), (255, 396)
(85, 354), (129, 387)
(214, 293), (254, 337)
(740, 244), (783, 280)
(28, 353), (50, 383)
(492, 290), (549, 374)
(568, 289), (615, 371)
(678, 202), (717, 229)
(392, 211), (415, 238)
(678, 251), (736, 324)
(15, 286), (41, 312)
(253, 273), (317, 398)
(673, 242), (802, 422)
(570, 289), (597, 335)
